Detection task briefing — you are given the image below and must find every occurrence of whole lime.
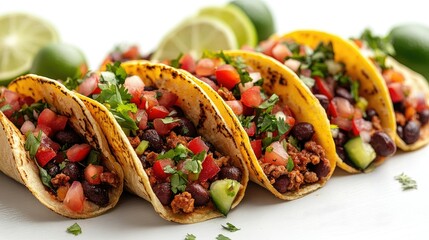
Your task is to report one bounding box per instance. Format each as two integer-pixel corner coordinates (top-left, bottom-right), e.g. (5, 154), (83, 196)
(390, 24), (429, 80)
(30, 43), (88, 80)
(229, 0), (275, 42)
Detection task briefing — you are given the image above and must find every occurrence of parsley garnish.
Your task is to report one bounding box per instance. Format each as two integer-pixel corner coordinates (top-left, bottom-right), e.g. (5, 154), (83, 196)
(164, 166), (188, 194)
(216, 234), (231, 240)
(66, 223), (82, 236)
(184, 233), (196, 240)
(157, 144), (190, 162)
(222, 222), (240, 232)
(394, 173), (417, 191)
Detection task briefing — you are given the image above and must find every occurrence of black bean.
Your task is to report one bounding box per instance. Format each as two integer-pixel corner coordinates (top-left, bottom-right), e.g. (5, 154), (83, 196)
(153, 182), (173, 205)
(403, 120), (420, 144)
(365, 108), (378, 121)
(45, 161), (59, 178)
(54, 130), (82, 145)
(291, 122), (315, 142)
(334, 131), (347, 146)
(336, 146), (347, 161)
(312, 162), (330, 179)
(393, 102), (405, 112)
(82, 181), (109, 207)
(144, 86), (157, 91)
(173, 117), (197, 137)
(139, 154), (151, 169)
(185, 183), (209, 206)
(169, 106), (184, 117)
(61, 162), (81, 181)
(141, 129), (164, 152)
(418, 109), (429, 125)
(335, 87), (353, 102)
(218, 166), (242, 182)
(370, 132), (396, 157)
(314, 94), (329, 111)
(273, 175), (290, 193)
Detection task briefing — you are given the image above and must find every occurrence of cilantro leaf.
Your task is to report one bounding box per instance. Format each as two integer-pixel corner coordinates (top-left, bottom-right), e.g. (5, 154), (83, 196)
(216, 234), (231, 240)
(86, 150), (100, 165)
(161, 117), (180, 124)
(238, 115), (254, 129)
(184, 151), (205, 174)
(105, 62), (127, 84)
(39, 167), (53, 190)
(394, 173), (417, 191)
(66, 223), (82, 236)
(287, 156), (294, 172)
(0, 104), (11, 112)
(258, 94), (279, 110)
(170, 170), (188, 194)
(157, 144), (190, 162)
(222, 222), (240, 232)
(171, 53), (183, 68)
(277, 117), (290, 135)
(350, 80), (360, 102)
(185, 233), (196, 240)
(63, 77), (82, 91)
(24, 131), (42, 159)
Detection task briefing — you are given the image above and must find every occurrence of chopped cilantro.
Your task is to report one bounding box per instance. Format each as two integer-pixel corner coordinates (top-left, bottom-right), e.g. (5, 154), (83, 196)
(157, 144), (190, 162)
(394, 173), (417, 191)
(184, 233), (196, 240)
(171, 53), (183, 68)
(184, 151), (205, 174)
(59, 161), (67, 171)
(216, 234), (231, 240)
(262, 136), (279, 150)
(287, 157), (294, 172)
(161, 116), (180, 124)
(0, 104), (11, 112)
(238, 115), (254, 129)
(63, 77), (82, 91)
(222, 222), (240, 232)
(66, 223), (82, 236)
(350, 80), (360, 102)
(164, 166), (188, 194)
(86, 150), (100, 165)
(24, 131), (42, 159)
(105, 62), (127, 83)
(358, 29), (395, 70)
(287, 135), (300, 151)
(258, 94), (279, 110)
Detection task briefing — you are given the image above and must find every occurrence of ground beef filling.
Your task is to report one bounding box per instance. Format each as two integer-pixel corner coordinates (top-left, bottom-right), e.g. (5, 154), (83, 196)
(261, 141), (330, 193)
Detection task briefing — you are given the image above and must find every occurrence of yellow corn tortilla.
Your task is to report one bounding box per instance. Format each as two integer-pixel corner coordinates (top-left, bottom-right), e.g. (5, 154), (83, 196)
(0, 75), (124, 218)
(182, 50), (337, 200)
(79, 61), (249, 223)
(281, 30), (397, 173)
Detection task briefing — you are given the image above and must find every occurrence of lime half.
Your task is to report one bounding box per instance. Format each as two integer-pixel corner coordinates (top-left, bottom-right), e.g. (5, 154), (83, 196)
(197, 5), (257, 47)
(0, 13), (59, 85)
(151, 17), (237, 62)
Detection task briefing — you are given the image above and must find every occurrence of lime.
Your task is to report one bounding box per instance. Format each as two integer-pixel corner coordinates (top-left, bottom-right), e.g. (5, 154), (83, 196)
(151, 17), (237, 61)
(229, 0), (275, 42)
(0, 13), (59, 85)
(197, 5), (257, 47)
(390, 24), (429, 80)
(30, 43), (88, 80)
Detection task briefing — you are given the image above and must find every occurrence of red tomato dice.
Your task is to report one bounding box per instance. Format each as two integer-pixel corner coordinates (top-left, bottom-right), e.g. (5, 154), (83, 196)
(314, 76), (333, 100)
(67, 144), (92, 162)
(64, 181), (85, 212)
(215, 64), (240, 90)
(244, 122), (256, 137)
(250, 139), (262, 159)
(51, 115), (68, 132)
(241, 86), (262, 108)
(187, 136), (209, 154)
(136, 109), (148, 130)
(271, 43), (291, 62)
(157, 90), (178, 108)
(84, 164), (104, 185)
(198, 154), (220, 182)
(179, 54), (196, 73)
(122, 45), (140, 60)
(388, 82), (404, 103)
(78, 74), (100, 96)
(195, 58), (216, 76)
(153, 118), (180, 136)
(152, 159), (174, 180)
(38, 108), (56, 127)
(226, 100), (244, 115)
(35, 145), (57, 167)
(148, 105), (169, 120)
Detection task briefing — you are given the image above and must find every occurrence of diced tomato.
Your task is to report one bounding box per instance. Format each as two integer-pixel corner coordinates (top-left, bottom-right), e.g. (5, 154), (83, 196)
(198, 154), (220, 182)
(195, 58), (216, 76)
(271, 43), (291, 62)
(136, 109), (148, 130)
(187, 136), (209, 154)
(331, 117), (352, 131)
(51, 115), (68, 132)
(152, 159), (174, 180)
(179, 54), (196, 73)
(41, 134), (60, 152)
(241, 86), (262, 108)
(226, 100), (244, 115)
(142, 91), (159, 110)
(38, 108), (56, 127)
(34, 125), (52, 137)
(250, 139), (262, 159)
(64, 181), (85, 212)
(199, 77), (219, 91)
(328, 101), (338, 118)
(66, 143), (92, 162)
(215, 64), (240, 90)
(332, 97), (354, 119)
(352, 118), (372, 136)
(78, 74), (100, 96)
(157, 90), (178, 108)
(125, 75), (145, 103)
(415, 94), (428, 112)
(122, 45), (140, 59)
(383, 69), (405, 83)
(258, 38), (277, 56)
(3, 89), (20, 108)
(244, 122), (256, 137)
(153, 118), (180, 136)
(388, 83), (404, 103)
(148, 105), (169, 120)
(263, 141), (288, 166)
(84, 164), (104, 185)
(35, 146), (57, 167)
(314, 76), (333, 100)
(19, 96), (35, 106)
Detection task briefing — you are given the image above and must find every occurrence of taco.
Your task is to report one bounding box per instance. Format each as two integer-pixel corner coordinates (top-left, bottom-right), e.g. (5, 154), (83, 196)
(352, 30), (429, 151)
(255, 30), (397, 173)
(72, 62), (248, 223)
(159, 50), (337, 200)
(0, 75), (124, 218)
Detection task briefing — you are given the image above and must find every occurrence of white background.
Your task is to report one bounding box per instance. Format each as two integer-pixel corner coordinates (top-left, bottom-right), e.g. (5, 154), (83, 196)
(1, 0), (428, 239)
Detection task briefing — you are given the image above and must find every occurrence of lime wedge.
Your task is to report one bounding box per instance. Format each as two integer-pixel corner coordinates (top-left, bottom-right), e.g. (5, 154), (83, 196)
(197, 5), (257, 47)
(151, 17), (237, 62)
(0, 13), (59, 85)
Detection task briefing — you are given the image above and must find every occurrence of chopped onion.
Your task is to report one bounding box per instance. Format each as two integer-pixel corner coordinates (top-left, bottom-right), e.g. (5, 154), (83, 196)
(284, 59), (301, 73)
(20, 120), (35, 134)
(326, 60), (343, 75)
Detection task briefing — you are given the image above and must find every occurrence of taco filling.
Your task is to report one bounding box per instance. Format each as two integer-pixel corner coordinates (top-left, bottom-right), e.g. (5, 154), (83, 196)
(255, 38), (396, 170)
(0, 87), (119, 213)
(353, 30), (429, 146)
(167, 52), (331, 193)
(75, 64), (242, 215)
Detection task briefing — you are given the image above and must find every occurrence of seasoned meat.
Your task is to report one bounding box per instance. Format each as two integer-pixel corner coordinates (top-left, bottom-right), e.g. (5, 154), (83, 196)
(101, 172), (119, 188)
(166, 131), (189, 149)
(170, 192), (195, 214)
(51, 173), (70, 188)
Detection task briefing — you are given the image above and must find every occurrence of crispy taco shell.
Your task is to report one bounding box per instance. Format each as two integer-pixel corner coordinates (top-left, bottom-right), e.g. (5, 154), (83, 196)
(79, 61), (249, 223)
(386, 57), (429, 151)
(0, 75), (124, 218)
(281, 30), (397, 173)
(184, 50), (337, 200)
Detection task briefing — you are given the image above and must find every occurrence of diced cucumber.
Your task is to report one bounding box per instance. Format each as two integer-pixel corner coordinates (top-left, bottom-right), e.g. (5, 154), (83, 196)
(344, 136), (376, 170)
(210, 179), (241, 216)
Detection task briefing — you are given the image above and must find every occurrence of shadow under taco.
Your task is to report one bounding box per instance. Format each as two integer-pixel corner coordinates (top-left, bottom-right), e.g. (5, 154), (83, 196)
(0, 75), (124, 218)
(255, 30), (397, 173)
(72, 62), (249, 223)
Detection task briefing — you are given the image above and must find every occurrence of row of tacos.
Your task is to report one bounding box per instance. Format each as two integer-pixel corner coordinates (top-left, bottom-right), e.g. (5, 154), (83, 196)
(1, 29), (427, 223)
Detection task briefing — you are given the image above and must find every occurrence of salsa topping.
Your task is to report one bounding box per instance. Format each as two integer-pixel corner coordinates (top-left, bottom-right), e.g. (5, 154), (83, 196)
(0, 87), (119, 212)
(168, 52), (331, 193)
(255, 38), (396, 170)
